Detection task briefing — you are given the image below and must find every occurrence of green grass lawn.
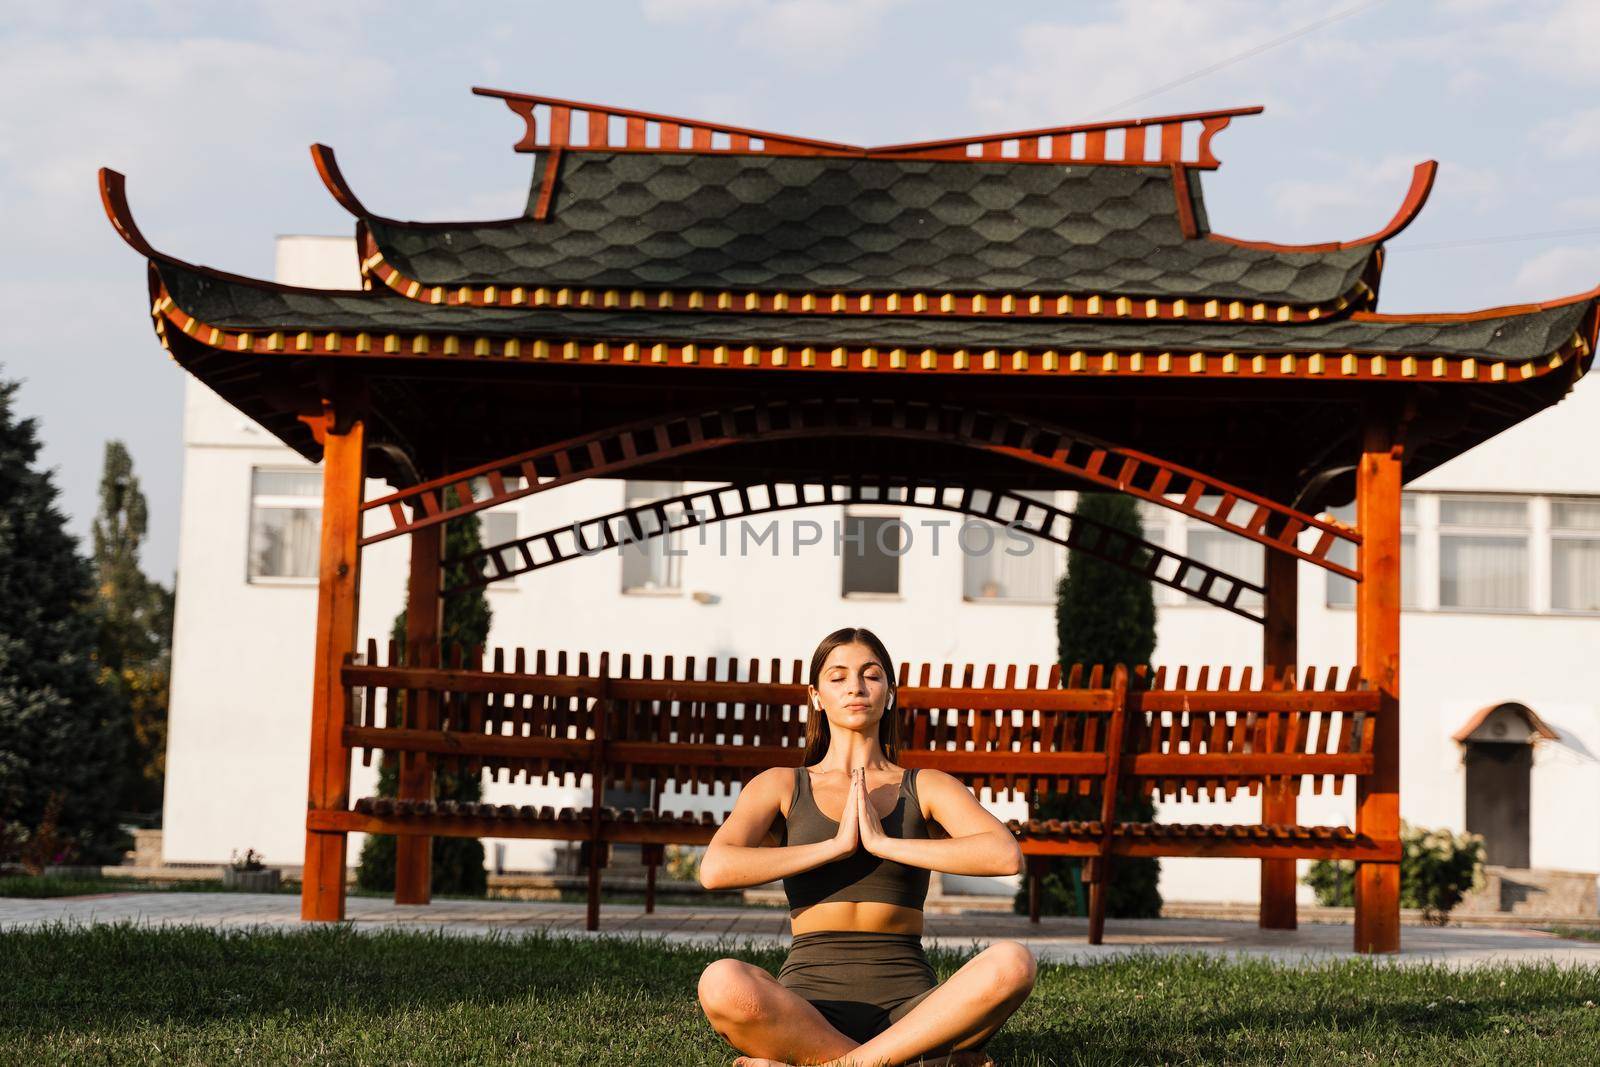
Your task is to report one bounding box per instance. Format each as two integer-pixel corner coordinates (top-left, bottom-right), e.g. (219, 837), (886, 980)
(2, 923), (1598, 1064)
(1550, 926), (1600, 944)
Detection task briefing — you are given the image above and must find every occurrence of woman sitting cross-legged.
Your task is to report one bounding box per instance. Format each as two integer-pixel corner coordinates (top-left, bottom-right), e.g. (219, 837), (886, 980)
(696, 626), (1036, 1066)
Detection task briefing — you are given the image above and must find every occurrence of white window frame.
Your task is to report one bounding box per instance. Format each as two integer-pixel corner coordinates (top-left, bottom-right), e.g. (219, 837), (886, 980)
(1436, 492), (1532, 614)
(1323, 494), (1419, 612)
(1131, 496), (1186, 608)
(961, 489), (1065, 606)
(246, 466), (322, 585)
(1314, 490), (1600, 618)
(1168, 494), (1270, 613)
(1549, 495), (1600, 615)
(620, 480), (685, 596)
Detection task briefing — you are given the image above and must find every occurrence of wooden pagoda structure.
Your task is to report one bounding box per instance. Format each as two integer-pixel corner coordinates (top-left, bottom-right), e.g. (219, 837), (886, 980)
(104, 88), (1600, 953)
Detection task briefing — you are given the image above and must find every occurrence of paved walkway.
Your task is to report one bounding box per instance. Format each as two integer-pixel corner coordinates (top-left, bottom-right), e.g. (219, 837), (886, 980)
(5, 893), (1599, 966)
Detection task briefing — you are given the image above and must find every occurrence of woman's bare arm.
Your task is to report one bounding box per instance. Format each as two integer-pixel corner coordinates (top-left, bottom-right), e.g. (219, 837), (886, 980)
(858, 767), (1023, 876)
(698, 766), (860, 890)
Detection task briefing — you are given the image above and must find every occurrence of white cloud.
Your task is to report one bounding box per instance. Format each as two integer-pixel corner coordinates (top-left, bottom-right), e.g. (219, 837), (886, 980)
(1532, 107), (1600, 159)
(641, 0), (907, 60)
(0, 25), (398, 582)
(641, 0), (755, 16)
(1434, 0), (1517, 13)
(960, 0), (1459, 130)
(0, 35), (393, 200)
(1510, 245), (1600, 299)
(1557, 194), (1600, 219)
(1486, 0), (1600, 85)
(969, 1), (1274, 126)
(1268, 156), (1424, 228)
(0, 33), (396, 266)
(1262, 155), (1500, 241)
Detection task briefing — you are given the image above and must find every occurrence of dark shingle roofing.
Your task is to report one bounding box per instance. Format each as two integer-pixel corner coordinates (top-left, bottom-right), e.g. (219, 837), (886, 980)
(364, 152), (1374, 305)
(160, 261), (1586, 364)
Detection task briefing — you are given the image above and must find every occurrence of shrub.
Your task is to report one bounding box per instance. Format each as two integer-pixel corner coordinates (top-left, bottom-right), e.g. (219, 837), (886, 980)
(664, 844), (702, 882)
(1304, 820), (1486, 925)
(1017, 491), (1162, 920)
(0, 379), (131, 864)
(229, 848), (265, 872)
(14, 793), (72, 875)
(1011, 790), (1162, 919)
(356, 486), (490, 898)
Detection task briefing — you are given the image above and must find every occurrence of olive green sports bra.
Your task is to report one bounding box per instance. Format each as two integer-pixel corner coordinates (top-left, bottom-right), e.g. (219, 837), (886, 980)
(773, 766), (932, 911)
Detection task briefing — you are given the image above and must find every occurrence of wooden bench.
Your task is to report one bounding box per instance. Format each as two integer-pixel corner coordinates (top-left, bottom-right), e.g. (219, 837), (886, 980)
(320, 644), (1395, 941)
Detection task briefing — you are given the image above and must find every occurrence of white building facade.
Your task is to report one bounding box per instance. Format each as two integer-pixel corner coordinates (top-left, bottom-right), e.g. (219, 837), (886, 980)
(160, 236), (1600, 903)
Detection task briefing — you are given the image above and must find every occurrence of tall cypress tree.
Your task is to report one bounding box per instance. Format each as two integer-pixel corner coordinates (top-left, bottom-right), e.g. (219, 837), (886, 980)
(90, 441), (174, 817)
(0, 378), (128, 864)
(356, 487), (491, 895)
(1014, 491), (1163, 918)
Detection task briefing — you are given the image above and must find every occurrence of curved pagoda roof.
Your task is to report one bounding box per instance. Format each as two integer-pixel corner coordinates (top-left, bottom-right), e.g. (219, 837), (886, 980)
(105, 89), (1599, 511)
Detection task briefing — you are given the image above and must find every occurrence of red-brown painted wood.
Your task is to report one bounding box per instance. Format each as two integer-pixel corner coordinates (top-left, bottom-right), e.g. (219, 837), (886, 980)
(1260, 548), (1299, 930)
(1354, 409), (1403, 953)
(300, 398), (365, 922)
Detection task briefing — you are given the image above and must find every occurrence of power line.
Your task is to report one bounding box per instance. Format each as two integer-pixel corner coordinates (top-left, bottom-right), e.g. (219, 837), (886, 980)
(1088, 0), (1390, 119)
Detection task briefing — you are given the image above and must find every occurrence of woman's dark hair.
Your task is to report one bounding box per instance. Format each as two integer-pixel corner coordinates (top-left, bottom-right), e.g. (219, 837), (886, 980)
(802, 626), (899, 766)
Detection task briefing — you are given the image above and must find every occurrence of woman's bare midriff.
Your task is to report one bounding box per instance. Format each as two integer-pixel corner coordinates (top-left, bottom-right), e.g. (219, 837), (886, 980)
(790, 900), (924, 936)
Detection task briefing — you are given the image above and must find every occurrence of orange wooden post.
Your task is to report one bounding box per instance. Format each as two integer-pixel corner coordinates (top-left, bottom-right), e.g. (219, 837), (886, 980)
(395, 521), (441, 905)
(1260, 548), (1298, 929)
(1355, 410), (1403, 953)
(1087, 664), (1129, 946)
(300, 395), (366, 922)
(586, 656), (611, 932)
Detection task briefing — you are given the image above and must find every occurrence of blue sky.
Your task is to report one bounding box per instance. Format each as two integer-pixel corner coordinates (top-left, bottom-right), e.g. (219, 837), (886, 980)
(6, 0), (1600, 581)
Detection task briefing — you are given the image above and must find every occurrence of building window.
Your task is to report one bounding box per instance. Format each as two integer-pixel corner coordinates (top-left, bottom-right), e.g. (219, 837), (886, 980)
(963, 490), (1061, 602)
(1131, 498), (1184, 607)
(481, 509), (520, 583)
(248, 468), (321, 580)
(1325, 496), (1418, 610)
(842, 506), (902, 597)
(621, 479), (684, 593)
(1551, 497), (1600, 612)
(1184, 496), (1265, 612)
(1439, 496), (1529, 611)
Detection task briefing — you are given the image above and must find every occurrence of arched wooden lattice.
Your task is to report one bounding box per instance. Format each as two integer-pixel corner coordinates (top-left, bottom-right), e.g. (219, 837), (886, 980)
(444, 478), (1269, 621)
(361, 397), (1361, 579)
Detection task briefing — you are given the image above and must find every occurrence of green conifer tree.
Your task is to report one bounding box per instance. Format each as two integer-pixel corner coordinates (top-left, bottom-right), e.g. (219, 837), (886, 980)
(356, 487), (490, 895)
(1014, 491), (1163, 919)
(90, 441), (174, 817)
(0, 379), (129, 863)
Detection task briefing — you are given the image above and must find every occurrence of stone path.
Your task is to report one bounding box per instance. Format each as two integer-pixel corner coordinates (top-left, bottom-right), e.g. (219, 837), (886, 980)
(5, 893), (1599, 967)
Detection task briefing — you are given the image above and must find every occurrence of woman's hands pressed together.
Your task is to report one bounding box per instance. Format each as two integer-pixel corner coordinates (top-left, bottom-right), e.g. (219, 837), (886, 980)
(831, 766), (862, 859)
(854, 767), (891, 856)
(827, 768), (895, 861)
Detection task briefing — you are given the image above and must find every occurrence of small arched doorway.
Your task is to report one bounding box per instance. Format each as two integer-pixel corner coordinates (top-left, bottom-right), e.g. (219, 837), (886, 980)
(1454, 702), (1558, 868)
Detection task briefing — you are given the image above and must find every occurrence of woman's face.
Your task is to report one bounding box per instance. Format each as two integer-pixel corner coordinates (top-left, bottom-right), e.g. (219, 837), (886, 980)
(811, 642), (891, 733)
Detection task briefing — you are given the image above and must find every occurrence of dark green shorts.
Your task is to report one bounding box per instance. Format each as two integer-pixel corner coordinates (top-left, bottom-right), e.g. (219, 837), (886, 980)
(777, 931), (938, 1043)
